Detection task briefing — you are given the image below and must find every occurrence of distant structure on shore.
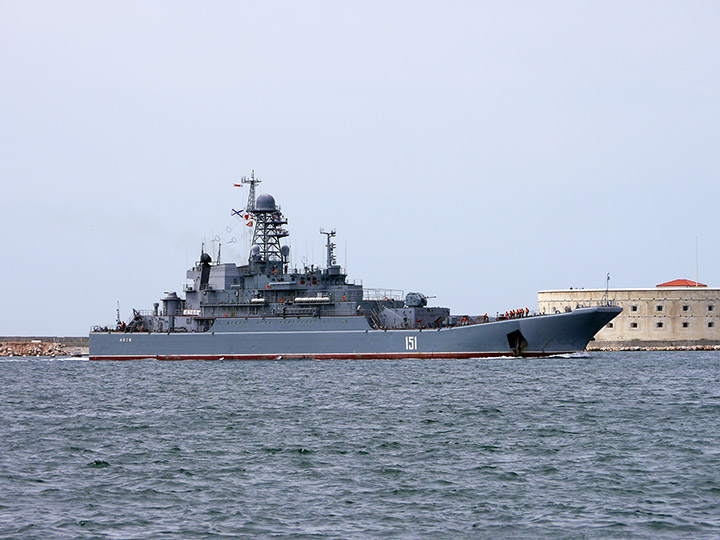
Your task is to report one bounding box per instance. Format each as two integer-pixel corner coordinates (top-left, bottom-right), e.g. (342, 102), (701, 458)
(538, 279), (719, 349)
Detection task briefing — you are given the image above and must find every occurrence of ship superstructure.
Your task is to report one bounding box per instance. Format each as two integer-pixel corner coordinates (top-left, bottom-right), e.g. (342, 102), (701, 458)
(90, 173), (621, 360)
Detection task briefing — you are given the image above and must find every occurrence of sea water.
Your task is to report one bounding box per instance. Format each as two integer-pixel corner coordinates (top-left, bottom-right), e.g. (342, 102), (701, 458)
(1, 351), (718, 539)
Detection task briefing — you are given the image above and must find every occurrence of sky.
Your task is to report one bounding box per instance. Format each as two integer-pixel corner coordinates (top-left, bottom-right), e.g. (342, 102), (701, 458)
(1, 1), (719, 336)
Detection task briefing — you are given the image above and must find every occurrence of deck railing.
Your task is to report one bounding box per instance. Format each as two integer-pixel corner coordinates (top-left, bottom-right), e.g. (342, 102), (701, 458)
(363, 288), (404, 301)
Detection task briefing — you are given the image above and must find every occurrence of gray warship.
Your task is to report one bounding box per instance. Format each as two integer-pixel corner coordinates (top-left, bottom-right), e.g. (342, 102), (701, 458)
(89, 173), (621, 360)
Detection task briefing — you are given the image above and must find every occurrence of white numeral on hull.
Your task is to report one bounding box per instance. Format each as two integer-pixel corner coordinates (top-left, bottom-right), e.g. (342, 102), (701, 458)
(405, 336), (418, 351)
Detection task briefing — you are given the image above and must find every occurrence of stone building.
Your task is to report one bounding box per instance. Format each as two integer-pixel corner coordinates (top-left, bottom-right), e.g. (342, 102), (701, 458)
(537, 279), (720, 348)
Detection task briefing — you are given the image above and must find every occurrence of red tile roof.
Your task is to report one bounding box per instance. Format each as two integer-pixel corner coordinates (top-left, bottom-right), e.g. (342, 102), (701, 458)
(656, 279), (707, 287)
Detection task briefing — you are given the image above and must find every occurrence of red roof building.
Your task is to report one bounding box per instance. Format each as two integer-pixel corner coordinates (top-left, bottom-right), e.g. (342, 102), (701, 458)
(656, 279), (707, 287)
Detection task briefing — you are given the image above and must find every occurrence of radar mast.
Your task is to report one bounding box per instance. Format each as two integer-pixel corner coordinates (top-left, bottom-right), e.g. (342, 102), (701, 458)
(237, 172), (289, 270)
(238, 170), (261, 212)
(320, 228), (337, 268)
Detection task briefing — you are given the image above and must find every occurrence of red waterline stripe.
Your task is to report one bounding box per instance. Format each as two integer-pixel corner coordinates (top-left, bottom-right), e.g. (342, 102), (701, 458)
(89, 351), (565, 361)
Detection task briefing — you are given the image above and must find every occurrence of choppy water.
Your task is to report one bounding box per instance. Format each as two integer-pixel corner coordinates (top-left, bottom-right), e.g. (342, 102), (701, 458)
(1, 351), (719, 539)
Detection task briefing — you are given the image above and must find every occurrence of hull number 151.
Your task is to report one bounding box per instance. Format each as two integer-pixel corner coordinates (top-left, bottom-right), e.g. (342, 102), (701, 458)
(405, 336), (418, 351)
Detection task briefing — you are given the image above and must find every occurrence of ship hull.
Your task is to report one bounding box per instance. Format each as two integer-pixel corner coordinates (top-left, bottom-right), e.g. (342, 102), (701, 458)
(89, 306), (621, 360)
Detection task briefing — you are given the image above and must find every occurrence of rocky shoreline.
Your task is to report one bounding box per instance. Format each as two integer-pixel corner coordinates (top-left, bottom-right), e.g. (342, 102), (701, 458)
(0, 341), (87, 357)
(588, 344), (720, 352)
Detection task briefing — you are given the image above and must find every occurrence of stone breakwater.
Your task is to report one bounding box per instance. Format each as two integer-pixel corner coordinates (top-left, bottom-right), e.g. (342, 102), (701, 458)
(0, 341), (68, 357)
(589, 344), (720, 352)
(0, 337), (89, 357)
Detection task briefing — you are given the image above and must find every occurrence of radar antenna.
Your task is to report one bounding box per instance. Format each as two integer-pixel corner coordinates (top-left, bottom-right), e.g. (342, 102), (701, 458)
(320, 228), (337, 267)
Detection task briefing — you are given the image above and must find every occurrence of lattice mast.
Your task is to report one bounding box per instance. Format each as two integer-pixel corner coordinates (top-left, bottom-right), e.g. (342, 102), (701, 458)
(233, 171), (288, 268)
(251, 205), (288, 263)
(234, 172), (290, 273)
(238, 170), (260, 213)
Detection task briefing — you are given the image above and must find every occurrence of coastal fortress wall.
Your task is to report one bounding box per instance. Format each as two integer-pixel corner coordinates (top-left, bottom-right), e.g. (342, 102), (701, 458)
(538, 286), (720, 349)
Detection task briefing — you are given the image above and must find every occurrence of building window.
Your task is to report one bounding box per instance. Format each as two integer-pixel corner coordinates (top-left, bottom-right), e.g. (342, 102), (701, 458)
(709, 305), (715, 312)
(631, 305), (638, 312)
(682, 322), (689, 328)
(682, 305), (689, 312)
(710, 322), (716, 328)
(607, 323), (614, 328)
(656, 305), (663, 312)
(630, 322), (638, 328)
(656, 322), (664, 328)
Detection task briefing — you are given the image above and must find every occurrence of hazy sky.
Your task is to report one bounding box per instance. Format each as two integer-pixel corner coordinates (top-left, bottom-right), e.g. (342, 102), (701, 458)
(2, 1), (719, 336)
